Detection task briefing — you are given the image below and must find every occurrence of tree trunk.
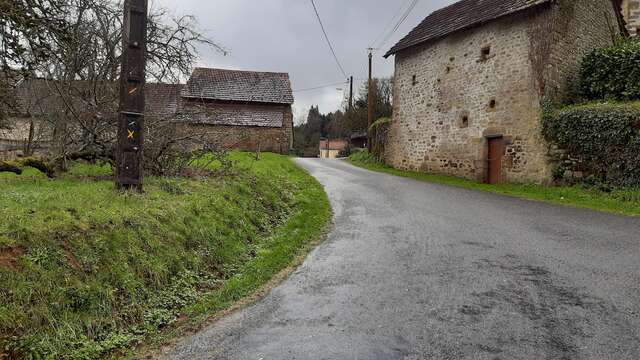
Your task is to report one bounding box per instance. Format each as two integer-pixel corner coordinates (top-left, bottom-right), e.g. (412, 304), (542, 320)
(0, 161), (22, 175)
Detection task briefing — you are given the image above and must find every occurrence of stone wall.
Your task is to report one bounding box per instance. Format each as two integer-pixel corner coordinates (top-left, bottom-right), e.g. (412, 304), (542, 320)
(542, 0), (622, 103)
(386, 0), (620, 184)
(0, 118), (53, 160)
(387, 9), (550, 183)
(622, 0), (640, 36)
(182, 101), (294, 155)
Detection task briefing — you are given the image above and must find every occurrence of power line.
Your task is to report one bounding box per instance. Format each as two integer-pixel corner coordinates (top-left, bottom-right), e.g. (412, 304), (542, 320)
(370, 0), (413, 48)
(378, 0), (419, 49)
(373, 0), (420, 50)
(293, 81), (348, 93)
(310, 0), (348, 80)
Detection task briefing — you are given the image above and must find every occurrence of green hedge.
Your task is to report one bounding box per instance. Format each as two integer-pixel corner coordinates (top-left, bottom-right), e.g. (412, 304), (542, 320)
(578, 38), (640, 101)
(369, 117), (391, 162)
(542, 102), (640, 187)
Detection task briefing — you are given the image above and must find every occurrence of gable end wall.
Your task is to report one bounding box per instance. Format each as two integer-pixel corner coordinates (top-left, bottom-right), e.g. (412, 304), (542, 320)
(181, 99), (293, 155)
(386, 0), (620, 184)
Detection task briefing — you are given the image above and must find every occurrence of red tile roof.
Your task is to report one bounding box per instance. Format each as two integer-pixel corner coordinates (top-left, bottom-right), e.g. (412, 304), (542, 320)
(319, 139), (348, 151)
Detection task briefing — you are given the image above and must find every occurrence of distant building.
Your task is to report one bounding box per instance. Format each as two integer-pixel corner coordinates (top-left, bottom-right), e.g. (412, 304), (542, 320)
(319, 139), (348, 159)
(350, 132), (368, 149)
(384, 0), (625, 184)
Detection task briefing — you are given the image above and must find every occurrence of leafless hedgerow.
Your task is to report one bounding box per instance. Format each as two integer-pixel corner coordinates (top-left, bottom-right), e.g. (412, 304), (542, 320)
(0, 0), (227, 174)
(143, 108), (246, 177)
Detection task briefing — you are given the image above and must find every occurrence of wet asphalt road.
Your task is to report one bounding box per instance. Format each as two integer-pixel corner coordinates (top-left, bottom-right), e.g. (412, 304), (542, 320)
(164, 159), (640, 360)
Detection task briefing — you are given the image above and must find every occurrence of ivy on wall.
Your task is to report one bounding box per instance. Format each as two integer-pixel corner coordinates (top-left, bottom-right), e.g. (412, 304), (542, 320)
(542, 102), (640, 187)
(578, 38), (640, 101)
(369, 117), (391, 162)
(542, 38), (640, 187)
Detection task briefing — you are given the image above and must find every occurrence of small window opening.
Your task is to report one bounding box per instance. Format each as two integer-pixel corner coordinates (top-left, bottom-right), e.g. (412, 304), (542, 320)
(480, 46), (491, 61)
(489, 99), (496, 109)
(461, 115), (469, 128)
(446, 66), (451, 73)
(412, 75), (417, 86)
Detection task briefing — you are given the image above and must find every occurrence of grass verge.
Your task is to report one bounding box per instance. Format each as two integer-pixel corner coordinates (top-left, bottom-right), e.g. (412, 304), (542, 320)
(0, 152), (331, 359)
(348, 150), (640, 217)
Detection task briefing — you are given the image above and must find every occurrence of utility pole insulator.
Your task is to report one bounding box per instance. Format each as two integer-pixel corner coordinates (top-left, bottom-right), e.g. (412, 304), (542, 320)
(116, 0), (148, 191)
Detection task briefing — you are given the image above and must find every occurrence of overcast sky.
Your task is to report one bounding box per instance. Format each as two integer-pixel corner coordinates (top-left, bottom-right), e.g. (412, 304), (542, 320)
(154, 0), (456, 124)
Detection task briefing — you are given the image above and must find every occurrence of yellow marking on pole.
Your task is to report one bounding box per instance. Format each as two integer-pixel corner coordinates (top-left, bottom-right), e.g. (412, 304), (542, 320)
(127, 129), (135, 139)
(128, 86), (138, 94)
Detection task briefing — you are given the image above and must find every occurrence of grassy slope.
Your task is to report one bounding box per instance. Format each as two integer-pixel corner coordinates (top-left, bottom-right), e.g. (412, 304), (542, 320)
(348, 151), (640, 217)
(0, 153), (331, 359)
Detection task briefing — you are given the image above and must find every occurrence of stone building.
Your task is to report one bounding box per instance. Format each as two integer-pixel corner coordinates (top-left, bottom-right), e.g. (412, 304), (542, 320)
(384, 0), (625, 184)
(0, 67), (295, 159)
(318, 139), (348, 159)
(622, 0), (640, 36)
(1, 78), (65, 159)
(179, 68), (294, 154)
(0, 80), (186, 159)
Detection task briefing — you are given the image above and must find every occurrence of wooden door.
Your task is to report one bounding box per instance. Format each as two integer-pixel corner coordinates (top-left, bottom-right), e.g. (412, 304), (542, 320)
(487, 137), (504, 184)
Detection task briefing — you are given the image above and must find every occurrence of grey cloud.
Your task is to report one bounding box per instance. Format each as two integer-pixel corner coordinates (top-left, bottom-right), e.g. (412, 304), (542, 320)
(154, 0), (456, 123)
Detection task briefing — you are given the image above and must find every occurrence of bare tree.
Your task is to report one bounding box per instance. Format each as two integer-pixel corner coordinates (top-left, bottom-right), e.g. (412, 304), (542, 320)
(1, 0), (226, 172)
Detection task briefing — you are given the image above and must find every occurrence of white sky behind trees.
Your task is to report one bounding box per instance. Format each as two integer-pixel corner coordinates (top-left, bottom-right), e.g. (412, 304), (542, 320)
(154, 0), (456, 124)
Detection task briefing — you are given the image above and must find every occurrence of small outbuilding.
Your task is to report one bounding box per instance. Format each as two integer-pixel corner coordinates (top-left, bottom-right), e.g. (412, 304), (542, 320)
(349, 132), (368, 149)
(319, 139), (348, 159)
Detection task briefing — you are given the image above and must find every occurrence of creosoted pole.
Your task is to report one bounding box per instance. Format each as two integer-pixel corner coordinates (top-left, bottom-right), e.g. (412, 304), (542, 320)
(349, 76), (354, 111)
(367, 49), (373, 152)
(116, 0), (148, 191)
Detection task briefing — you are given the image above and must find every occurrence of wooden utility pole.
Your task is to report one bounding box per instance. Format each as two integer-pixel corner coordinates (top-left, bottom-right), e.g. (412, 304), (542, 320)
(116, 0), (148, 191)
(348, 76), (354, 111)
(367, 49), (374, 152)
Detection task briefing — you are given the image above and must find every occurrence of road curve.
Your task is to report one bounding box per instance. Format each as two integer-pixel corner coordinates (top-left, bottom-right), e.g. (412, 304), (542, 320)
(164, 159), (640, 360)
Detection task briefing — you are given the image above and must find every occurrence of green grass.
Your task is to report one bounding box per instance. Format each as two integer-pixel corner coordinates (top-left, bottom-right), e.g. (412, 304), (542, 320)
(0, 152), (331, 359)
(348, 151), (640, 217)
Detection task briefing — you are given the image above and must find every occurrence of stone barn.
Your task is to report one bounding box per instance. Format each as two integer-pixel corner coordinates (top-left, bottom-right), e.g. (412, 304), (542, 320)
(0, 68), (295, 158)
(384, 0), (626, 184)
(179, 68), (294, 154)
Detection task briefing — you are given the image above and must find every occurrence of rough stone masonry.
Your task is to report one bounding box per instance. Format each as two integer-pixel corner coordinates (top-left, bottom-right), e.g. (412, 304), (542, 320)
(384, 0), (623, 184)
(623, 0), (640, 36)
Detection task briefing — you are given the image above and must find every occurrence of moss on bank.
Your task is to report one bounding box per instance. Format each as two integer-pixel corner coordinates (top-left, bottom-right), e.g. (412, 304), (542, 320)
(0, 153), (331, 359)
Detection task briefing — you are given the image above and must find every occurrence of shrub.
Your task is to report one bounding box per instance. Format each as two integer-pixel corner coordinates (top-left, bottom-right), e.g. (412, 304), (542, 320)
(578, 38), (640, 101)
(348, 149), (378, 164)
(542, 102), (640, 187)
(369, 117), (391, 162)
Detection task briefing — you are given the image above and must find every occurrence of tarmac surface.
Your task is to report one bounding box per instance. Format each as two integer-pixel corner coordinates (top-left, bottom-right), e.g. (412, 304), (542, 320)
(164, 158), (640, 360)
